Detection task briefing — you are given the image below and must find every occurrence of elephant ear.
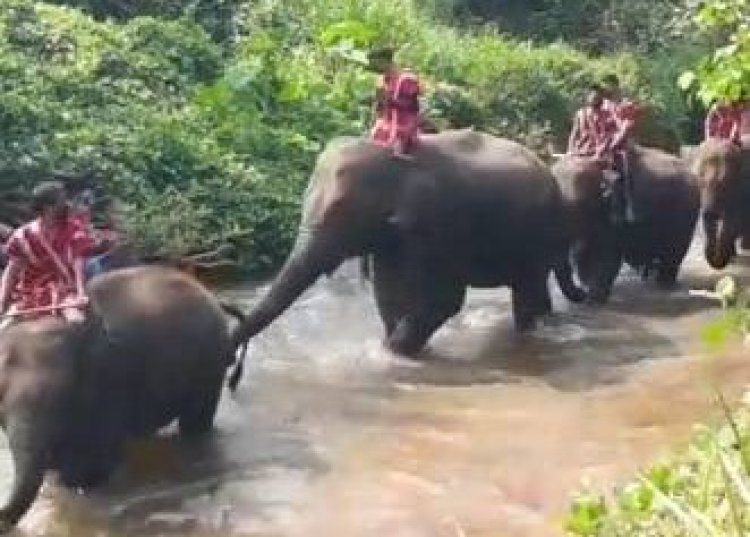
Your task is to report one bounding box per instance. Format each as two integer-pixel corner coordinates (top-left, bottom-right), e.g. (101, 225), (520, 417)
(69, 303), (119, 376)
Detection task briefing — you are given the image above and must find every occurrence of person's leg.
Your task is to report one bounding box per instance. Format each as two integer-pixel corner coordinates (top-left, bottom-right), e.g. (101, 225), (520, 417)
(619, 151), (637, 222)
(608, 155), (626, 225)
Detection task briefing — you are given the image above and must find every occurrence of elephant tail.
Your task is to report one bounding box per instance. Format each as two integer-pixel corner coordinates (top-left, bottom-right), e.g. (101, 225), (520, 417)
(359, 255), (372, 284)
(218, 300), (249, 393)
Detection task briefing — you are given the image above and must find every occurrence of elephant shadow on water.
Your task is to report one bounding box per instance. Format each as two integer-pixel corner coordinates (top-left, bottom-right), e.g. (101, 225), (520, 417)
(391, 297), (680, 393)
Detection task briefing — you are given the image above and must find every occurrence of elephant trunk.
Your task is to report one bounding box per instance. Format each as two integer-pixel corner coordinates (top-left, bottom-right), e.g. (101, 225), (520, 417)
(228, 231), (344, 389)
(703, 213), (736, 270)
(0, 411), (49, 528)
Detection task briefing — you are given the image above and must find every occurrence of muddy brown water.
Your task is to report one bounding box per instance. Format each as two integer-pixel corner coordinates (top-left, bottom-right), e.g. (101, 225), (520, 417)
(3, 237), (750, 537)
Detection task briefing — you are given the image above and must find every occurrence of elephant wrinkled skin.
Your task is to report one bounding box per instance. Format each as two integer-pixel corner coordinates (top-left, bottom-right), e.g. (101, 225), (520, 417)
(0, 266), (240, 528)
(552, 146), (700, 303)
(231, 130), (585, 360)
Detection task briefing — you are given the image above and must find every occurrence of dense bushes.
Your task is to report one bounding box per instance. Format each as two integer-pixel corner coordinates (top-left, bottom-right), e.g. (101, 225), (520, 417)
(0, 0), (707, 275)
(451, 0), (687, 56)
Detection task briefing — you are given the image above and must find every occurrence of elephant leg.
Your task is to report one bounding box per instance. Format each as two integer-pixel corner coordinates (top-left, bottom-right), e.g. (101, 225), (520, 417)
(586, 237), (623, 304)
(387, 282), (466, 356)
(373, 250), (407, 337)
(511, 263), (551, 332)
(58, 405), (125, 489)
(383, 246), (466, 356)
(587, 254), (622, 304)
(536, 271), (553, 316)
(655, 263), (680, 289)
(179, 369), (223, 437)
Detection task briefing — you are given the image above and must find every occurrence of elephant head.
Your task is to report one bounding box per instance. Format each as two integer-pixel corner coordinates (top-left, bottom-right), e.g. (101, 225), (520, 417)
(0, 316), (120, 528)
(231, 138), (406, 349)
(693, 138), (746, 269)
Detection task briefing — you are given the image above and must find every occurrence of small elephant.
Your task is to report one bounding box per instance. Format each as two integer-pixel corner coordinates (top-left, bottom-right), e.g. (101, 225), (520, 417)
(691, 136), (750, 269)
(0, 265), (242, 528)
(552, 146), (700, 303)
(230, 130), (585, 364)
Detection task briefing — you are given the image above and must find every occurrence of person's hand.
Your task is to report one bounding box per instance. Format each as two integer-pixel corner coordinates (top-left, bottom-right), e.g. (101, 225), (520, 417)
(71, 295), (89, 308)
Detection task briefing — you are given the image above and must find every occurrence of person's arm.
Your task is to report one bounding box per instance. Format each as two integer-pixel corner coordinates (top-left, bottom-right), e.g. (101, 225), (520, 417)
(705, 107), (717, 140)
(567, 111), (583, 155)
(73, 257), (87, 302)
(730, 109), (741, 143)
(0, 258), (22, 314)
(609, 117), (635, 150)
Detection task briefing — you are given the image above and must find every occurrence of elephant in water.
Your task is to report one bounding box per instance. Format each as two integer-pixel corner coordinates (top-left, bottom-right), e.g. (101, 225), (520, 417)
(0, 266), (243, 529)
(230, 130), (585, 365)
(691, 136), (750, 269)
(551, 146), (700, 303)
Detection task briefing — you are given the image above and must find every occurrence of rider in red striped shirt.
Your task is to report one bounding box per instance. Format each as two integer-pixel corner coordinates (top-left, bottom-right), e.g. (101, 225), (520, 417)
(368, 47), (422, 159)
(0, 181), (93, 325)
(705, 100), (743, 146)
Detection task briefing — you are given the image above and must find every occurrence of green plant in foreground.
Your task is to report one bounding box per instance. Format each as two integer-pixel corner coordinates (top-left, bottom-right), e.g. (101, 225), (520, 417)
(564, 277), (750, 537)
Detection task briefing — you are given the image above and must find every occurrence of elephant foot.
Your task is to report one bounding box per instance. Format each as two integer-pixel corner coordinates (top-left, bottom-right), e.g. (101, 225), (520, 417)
(386, 319), (429, 356)
(656, 276), (680, 291)
(564, 286), (587, 303)
(385, 333), (424, 357)
(513, 314), (537, 333)
(179, 377), (222, 437)
(656, 265), (680, 290)
(0, 516), (15, 534)
(585, 288), (610, 305)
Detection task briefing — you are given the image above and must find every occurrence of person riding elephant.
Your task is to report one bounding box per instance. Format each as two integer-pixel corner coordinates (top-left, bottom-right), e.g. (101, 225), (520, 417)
(600, 74), (646, 223)
(0, 265), (244, 529)
(705, 99), (743, 147)
(0, 181), (94, 329)
(553, 142), (700, 303)
(228, 130), (586, 369)
(368, 46), (423, 159)
(692, 128), (750, 269)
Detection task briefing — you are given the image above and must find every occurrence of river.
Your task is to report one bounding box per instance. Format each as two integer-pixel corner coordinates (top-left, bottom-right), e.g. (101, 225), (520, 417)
(3, 236), (750, 537)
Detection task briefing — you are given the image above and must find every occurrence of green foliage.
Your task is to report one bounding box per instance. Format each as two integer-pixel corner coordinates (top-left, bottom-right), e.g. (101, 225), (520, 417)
(679, 0), (750, 105)
(0, 0), (291, 273)
(47, 0), (241, 42)
(700, 276), (750, 351)
(0, 0), (706, 276)
(207, 0), (694, 159)
(565, 398), (750, 536)
(451, 0), (688, 56)
(565, 279), (750, 536)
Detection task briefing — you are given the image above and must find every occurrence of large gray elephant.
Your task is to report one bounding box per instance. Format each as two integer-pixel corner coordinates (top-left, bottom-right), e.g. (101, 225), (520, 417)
(230, 130), (585, 366)
(0, 265), (242, 529)
(552, 146), (700, 303)
(691, 136), (750, 269)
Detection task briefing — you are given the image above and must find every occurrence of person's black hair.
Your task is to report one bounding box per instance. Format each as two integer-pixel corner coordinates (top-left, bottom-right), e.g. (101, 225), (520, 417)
(368, 47), (395, 63)
(31, 181), (66, 215)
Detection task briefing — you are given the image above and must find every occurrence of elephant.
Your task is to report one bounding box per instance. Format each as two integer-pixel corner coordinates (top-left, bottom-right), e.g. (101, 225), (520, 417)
(691, 136), (750, 269)
(551, 145), (700, 303)
(229, 130), (586, 370)
(0, 265), (244, 529)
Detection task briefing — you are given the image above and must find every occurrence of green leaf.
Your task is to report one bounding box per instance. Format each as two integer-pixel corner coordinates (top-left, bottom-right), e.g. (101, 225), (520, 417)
(319, 20), (376, 48)
(678, 70), (697, 90)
